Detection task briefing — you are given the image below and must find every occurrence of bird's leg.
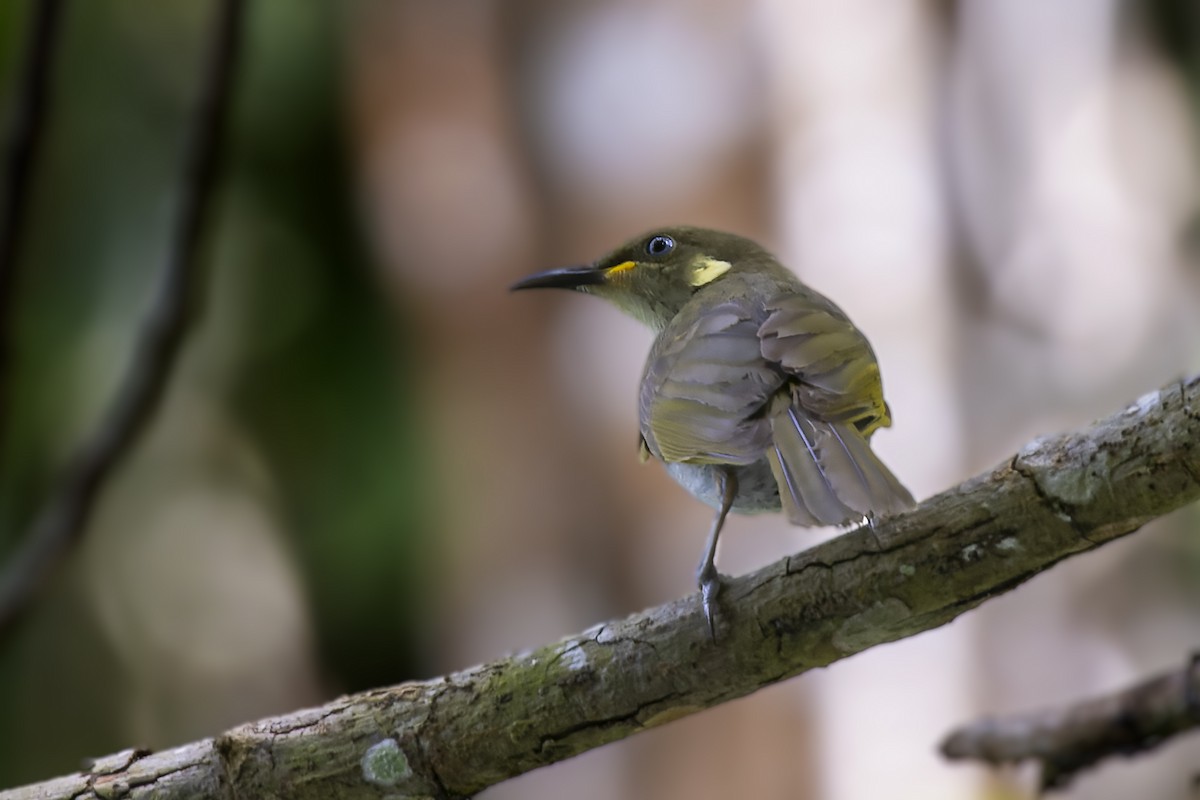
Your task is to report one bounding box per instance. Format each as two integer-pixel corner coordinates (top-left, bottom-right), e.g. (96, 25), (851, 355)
(697, 467), (737, 640)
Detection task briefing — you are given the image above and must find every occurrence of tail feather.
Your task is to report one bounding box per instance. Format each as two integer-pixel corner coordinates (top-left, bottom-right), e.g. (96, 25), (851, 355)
(766, 445), (822, 527)
(826, 420), (915, 513)
(767, 408), (856, 525)
(767, 400), (914, 526)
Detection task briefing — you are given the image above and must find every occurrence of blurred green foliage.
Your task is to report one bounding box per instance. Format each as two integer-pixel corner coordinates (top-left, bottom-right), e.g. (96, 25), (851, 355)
(0, 1), (432, 786)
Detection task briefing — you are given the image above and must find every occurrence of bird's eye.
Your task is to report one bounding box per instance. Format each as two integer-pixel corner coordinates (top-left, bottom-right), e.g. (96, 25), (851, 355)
(645, 235), (675, 257)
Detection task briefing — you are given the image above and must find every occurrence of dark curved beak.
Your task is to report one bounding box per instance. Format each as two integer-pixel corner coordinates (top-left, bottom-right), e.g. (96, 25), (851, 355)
(510, 265), (606, 292)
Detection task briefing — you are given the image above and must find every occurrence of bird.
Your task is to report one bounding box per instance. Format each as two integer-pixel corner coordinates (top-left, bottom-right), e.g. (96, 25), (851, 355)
(511, 226), (914, 637)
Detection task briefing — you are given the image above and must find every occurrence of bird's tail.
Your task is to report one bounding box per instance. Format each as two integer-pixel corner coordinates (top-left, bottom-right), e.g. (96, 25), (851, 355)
(765, 401), (915, 527)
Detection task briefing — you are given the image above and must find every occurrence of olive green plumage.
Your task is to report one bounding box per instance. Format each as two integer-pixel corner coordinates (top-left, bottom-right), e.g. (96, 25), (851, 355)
(512, 226), (914, 634)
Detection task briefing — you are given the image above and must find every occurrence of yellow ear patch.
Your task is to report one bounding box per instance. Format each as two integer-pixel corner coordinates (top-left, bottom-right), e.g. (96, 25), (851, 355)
(606, 260), (636, 276)
(688, 257), (731, 286)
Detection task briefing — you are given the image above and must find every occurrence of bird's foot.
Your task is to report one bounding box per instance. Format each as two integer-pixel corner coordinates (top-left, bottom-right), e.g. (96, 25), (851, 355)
(697, 562), (727, 642)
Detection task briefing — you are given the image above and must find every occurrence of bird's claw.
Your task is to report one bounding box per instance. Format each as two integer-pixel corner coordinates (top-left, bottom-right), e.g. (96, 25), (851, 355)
(698, 565), (725, 642)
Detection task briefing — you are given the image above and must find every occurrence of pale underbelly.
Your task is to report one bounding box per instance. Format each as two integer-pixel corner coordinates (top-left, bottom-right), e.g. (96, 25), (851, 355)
(663, 459), (782, 514)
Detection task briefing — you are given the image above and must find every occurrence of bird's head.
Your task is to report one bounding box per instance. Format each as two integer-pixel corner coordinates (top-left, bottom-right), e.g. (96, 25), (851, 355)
(511, 226), (771, 330)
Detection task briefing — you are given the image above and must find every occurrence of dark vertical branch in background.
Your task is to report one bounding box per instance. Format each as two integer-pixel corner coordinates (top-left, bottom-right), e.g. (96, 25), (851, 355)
(0, 0), (246, 636)
(0, 0), (66, 457)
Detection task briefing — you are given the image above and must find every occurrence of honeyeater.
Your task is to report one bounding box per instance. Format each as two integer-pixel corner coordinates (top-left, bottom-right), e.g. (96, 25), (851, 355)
(512, 226), (914, 636)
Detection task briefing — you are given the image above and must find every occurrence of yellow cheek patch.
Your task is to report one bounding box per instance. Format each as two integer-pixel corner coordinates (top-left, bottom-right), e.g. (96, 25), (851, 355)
(688, 257), (731, 286)
(606, 260), (636, 277)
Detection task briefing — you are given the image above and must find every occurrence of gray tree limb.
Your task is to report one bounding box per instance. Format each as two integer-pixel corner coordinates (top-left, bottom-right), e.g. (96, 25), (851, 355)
(941, 652), (1200, 791)
(3, 373), (1198, 800)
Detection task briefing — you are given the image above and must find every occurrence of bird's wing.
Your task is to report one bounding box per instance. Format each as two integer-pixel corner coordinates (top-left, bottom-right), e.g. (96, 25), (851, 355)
(757, 292), (914, 525)
(639, 298), (780, 466)
(758, 292), (890, 434)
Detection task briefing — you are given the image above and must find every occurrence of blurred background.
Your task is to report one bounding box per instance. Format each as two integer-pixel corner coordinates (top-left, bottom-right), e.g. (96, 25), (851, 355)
(1, 1), (1199, 798)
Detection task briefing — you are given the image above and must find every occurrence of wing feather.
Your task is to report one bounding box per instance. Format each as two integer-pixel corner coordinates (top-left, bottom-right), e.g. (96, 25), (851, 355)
(640, 300), (778, 465)
(758, 294), (891, 434)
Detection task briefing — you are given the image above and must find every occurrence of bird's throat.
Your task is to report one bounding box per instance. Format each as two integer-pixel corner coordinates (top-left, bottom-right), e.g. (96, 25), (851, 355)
(580, 284), (692, 332)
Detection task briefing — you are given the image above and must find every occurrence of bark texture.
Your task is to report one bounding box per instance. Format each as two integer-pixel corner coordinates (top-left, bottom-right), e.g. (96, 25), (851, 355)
(4, 374), (1199, 800)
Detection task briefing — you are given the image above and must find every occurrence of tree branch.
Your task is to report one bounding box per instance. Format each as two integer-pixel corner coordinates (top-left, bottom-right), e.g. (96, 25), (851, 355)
(0, 0), (66, 455)
(0, 0), (244, 635)
(2, 374), (1198, 799)
(941, 652), (1200, 791)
